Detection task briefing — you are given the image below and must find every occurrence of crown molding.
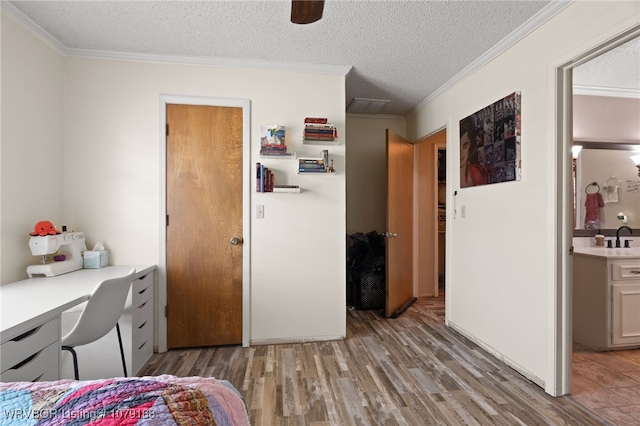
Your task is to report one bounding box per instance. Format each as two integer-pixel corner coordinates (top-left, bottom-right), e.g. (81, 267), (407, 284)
(573, 85), (640, 99)
(65, 47), (352, 76)
(346, 112), (405, 120)
(1, 1), (67, 52)
(1, 2), (351, 77)
(407, 0), (573, 119)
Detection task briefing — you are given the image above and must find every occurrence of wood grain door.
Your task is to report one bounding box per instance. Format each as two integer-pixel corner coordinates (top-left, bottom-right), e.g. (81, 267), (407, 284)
(385, 130), (415, 317)
(166, 104), (243, 348)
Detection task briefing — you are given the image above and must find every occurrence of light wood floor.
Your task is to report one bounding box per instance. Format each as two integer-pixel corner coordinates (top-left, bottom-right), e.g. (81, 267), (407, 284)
(140, 297), (606, 425)
(572, 344), (640, 425)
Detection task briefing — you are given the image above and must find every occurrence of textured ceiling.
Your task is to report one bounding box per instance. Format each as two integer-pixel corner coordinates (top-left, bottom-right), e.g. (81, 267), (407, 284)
(573, 36), (640, 95)
(5, 1), (637, 115)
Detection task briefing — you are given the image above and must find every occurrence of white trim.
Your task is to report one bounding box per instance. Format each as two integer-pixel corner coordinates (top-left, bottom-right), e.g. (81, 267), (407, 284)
(1, 1), (67, 53)
(573, 85), (640, 99)
(66, 48), (352, 76)
(1, 2), (351, 77)
(407, 0), (573, 118)
(554, 24), (640, 397)
(346, 112), (405, 120)
(157, 95), (251, 352)
(448, 322), (545, 388)
(250, 335), (346, 346)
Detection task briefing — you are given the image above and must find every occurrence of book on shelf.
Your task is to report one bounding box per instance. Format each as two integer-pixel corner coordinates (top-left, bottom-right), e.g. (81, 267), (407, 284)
(260, 143), (289, 154)
(273, 184), (300, 193)
(256, 162), (275, 192)
(256, 162), (261, 192)
(304, 117), (328, 124)
(299, 159), (324, 165)
(298, 167), (327, 173)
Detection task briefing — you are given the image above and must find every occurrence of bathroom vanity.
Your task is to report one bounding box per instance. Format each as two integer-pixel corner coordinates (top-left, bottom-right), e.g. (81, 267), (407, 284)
(573, 247), (640, 351)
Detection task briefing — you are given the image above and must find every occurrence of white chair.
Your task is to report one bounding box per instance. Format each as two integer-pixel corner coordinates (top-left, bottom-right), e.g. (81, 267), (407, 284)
(61, 268), (136, 380)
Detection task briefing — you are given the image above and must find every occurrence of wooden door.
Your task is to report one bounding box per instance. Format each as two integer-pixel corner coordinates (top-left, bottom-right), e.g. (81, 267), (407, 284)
(385, 130), (415, 317)
(166, 104), (243, 348)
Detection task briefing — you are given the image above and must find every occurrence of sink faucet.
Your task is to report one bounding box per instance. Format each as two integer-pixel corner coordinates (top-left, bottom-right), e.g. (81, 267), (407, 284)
(616, 226), (633, 247)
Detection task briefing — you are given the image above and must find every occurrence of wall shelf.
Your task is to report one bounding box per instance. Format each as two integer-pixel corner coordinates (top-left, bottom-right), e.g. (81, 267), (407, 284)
(303, 139), (339, 146)
(260, 152), (296, 160)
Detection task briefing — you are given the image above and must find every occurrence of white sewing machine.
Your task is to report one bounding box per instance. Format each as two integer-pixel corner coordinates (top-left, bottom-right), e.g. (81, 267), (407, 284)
(27, 232), (87, 277)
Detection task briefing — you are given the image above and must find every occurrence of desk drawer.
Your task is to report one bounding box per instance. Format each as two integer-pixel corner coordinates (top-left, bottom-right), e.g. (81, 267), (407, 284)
(132, 318), (153, 375)
(612, 262), (640, 280)
(1, 318), (59, 373)
(0, 341), (59, 382)
(133, 299), (153, 330)
(132, 273), (153, 307)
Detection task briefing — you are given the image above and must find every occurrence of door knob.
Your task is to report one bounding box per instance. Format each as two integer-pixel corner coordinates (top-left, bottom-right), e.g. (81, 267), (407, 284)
(230, 237), (242, 245)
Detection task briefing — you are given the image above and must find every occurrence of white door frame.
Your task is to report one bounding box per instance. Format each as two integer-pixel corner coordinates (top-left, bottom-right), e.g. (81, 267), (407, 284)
(157, 95), (251, 352)
(556, 26), (640, 396)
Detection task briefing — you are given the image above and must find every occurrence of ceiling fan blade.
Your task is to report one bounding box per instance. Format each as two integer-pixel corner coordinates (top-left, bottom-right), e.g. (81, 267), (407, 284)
(291, 0), (324, 24)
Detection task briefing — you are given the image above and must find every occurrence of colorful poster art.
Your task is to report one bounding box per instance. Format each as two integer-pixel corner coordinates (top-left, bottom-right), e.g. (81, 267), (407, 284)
(459, 92), (521, 188)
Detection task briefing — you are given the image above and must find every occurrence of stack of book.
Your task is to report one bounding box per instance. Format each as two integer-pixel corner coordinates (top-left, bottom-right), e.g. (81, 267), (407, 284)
(298, 150), (330, 173)
(260, 144), (291, 156)
(256, 163), (300, 192)
(260, 125), (292, 156)
(303, 118), (337, 142)
(256, 162), (274, 192)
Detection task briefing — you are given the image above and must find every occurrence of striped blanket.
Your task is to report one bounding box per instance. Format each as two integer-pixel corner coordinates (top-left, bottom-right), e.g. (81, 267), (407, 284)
(0, 375), (249, 425)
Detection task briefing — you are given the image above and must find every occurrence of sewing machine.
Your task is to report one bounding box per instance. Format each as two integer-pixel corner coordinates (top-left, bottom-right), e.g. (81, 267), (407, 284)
(27, 232), (87, 277)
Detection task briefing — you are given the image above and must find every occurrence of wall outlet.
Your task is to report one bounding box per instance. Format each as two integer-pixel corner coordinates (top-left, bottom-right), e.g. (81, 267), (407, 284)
(256, 204), (264, 219)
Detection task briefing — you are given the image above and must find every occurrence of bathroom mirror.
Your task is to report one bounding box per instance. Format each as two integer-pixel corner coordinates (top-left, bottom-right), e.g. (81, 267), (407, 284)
(573, 141), (640, 236)
(572, 35), (640, 237)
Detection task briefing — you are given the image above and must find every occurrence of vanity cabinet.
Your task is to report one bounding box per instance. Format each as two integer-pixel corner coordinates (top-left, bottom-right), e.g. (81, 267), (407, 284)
(574, 252), (640, 350)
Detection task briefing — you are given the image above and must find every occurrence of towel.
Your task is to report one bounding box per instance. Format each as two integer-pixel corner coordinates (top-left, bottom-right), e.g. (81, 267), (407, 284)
(584, 192), (604, 229)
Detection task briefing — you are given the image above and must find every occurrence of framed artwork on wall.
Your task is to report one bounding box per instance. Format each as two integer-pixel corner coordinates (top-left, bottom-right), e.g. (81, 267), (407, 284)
(459, 91), (521, 188)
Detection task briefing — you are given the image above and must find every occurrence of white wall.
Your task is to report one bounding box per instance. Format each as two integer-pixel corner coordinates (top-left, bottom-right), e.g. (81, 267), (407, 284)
(345, 114), (406, 235)
(574, 95), (640, 143)
(1, 13), (64, 284)
(62, 59), (347, 344)
(1, 11), (347, 344)
(406, 0), (640, 394)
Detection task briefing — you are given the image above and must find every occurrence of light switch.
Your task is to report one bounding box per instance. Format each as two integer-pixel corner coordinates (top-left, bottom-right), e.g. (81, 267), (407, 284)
(257, 205), (264, 219)
(461, 205), (466, 218)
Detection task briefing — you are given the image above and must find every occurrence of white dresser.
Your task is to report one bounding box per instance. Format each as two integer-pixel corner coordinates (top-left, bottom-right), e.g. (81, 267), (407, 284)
(1, 265), (155, 382)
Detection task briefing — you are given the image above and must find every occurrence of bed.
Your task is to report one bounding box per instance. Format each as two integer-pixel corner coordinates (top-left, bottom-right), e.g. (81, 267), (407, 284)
(0, 374), (249, 425)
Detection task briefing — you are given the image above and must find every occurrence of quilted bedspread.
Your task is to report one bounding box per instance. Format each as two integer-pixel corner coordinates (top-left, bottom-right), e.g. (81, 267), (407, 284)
(0, 374), (249, 425)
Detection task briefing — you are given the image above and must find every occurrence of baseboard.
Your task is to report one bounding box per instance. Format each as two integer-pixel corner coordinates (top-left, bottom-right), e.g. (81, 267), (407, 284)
(448, 321), (545, 389)
(250, 334), (346, 346)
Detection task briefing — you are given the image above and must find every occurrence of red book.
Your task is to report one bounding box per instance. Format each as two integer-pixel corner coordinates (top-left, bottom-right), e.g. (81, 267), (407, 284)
(304, 117), (328, 124)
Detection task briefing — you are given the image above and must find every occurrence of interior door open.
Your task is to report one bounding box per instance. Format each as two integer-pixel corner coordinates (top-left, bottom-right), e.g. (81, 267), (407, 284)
(385, 130), (416, 317)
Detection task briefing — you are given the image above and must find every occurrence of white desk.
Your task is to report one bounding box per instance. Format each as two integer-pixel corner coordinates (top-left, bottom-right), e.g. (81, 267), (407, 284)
(1, 265), (155, 382)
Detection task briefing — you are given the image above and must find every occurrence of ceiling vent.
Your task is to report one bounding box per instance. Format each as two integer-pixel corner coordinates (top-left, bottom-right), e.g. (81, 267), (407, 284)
(347, 97), (390, 114)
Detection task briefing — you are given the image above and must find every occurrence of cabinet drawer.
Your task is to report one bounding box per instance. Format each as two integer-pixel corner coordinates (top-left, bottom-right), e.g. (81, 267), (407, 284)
(132, 299), (153, 331)
(0, 341), (59, 382)
(1, 318), (59, 373)
(131, 336), (153, 375)
(132, 319), (153, 375)
(132, 273), (154, 307)
(612, 263), (640, 280)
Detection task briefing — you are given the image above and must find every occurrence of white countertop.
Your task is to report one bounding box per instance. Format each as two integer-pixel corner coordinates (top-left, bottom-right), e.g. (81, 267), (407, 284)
(574, 247), (640, 259)
(0, 265), (154, 342)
